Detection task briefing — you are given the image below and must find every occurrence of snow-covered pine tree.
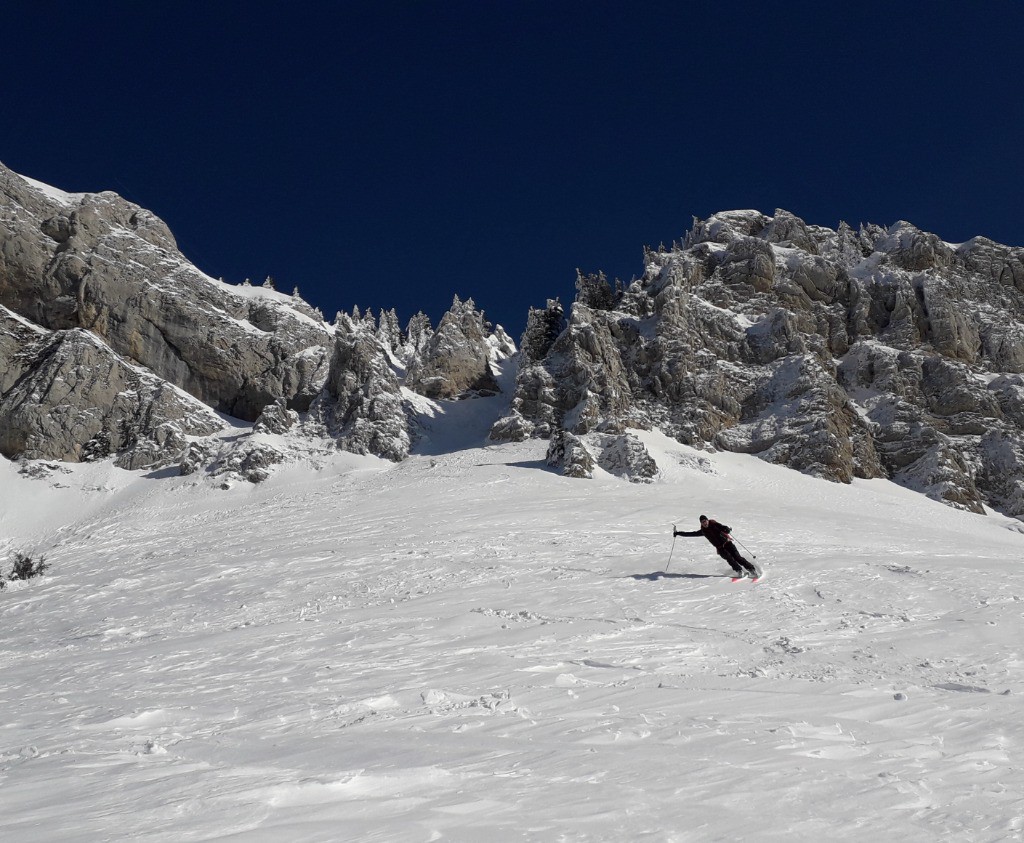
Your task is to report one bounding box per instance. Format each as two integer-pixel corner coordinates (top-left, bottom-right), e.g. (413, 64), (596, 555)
(575, 269), (617, 311)
(520, 299), (565, 363)
(834, 221), (865, 265)
(377, 308), (403, 354)
(405, 312), (433, 355)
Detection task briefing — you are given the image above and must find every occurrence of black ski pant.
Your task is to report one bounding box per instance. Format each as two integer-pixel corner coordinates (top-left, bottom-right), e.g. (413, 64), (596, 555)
(717, 543), (757, 575)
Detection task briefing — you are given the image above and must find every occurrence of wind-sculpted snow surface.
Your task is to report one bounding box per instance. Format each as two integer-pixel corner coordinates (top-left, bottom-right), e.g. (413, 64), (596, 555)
(494, 210), (1024, 519)
(1, 427), (1023, 841)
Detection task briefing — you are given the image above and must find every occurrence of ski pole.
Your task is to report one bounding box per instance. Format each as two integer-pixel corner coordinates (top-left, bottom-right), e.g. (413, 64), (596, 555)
(733, 536), (757, 559)
(664, 526), (678, 572)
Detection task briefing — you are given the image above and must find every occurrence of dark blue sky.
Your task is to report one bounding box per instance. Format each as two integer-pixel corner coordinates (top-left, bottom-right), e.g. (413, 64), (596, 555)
(4, 2), (1023, 337)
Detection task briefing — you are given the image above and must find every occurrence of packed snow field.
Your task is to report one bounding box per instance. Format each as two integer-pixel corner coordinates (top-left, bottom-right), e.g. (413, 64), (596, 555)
(2, 421), (1023, 841)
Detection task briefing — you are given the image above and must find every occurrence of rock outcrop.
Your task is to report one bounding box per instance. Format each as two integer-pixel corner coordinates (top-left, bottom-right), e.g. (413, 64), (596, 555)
(308, 315), (411, 462)
(496, 209), (1024, 518)
(595, 433), (659, 483)
(0, 164), (516, 474)
(0, 162), (332, 421)
(5, 161), (1024, 518)
(405, 296), (503, 399)
(0, 312), (222, 467)
(545, 429), (595, 479)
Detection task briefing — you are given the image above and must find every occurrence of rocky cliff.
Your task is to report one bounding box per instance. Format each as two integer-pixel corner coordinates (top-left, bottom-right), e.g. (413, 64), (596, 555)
(0, 163), (512, 476)
(0, 164), (333, 420)
(494, 210), (1024, 518)
(4, 162), (1023, 519)
(0, 306), (223, 468)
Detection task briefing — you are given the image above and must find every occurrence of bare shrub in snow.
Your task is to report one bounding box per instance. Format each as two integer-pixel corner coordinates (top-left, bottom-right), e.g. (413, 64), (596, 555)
(7, 551), (48, 582)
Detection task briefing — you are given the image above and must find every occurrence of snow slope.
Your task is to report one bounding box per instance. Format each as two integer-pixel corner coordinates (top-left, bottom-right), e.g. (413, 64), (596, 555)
(1, 412), (1023, 841)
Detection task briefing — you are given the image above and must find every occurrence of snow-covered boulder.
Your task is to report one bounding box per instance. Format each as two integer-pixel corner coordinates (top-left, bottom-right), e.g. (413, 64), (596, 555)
(595, 433), (659, 483)
(546, 429), (594, 479)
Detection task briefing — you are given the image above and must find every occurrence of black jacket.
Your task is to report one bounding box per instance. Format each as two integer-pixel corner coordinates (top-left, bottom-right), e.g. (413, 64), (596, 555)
(677, 520), (732, 550)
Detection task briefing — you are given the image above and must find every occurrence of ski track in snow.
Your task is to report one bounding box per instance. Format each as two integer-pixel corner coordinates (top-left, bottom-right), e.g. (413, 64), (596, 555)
(1, 435), (1023, 842)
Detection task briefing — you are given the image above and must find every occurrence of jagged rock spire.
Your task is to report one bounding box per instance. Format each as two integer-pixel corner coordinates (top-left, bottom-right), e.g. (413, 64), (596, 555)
(405, 296), (503, 399)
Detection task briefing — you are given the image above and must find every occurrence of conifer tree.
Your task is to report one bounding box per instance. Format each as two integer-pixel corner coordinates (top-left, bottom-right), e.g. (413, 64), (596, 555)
(521, 299), (565, 362)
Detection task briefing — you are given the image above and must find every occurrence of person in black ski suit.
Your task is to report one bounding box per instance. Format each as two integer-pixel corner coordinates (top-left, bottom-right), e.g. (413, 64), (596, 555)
(675, 515), (760, 577)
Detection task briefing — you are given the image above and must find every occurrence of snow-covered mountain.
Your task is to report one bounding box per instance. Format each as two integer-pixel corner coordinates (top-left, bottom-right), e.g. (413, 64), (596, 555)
(4, 163), (1024, 521)
(1, 404), (1022, 841)
(0, 162), (512, 479)
(494, 211), (1024, 520)
(2, 165), (1024, 838)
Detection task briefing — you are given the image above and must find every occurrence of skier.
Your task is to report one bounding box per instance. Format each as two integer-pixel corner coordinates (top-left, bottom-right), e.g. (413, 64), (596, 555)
(675, 515), (761, 578)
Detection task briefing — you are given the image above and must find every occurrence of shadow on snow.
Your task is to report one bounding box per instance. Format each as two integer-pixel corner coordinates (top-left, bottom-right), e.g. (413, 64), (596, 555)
(624, 571), (729, 581)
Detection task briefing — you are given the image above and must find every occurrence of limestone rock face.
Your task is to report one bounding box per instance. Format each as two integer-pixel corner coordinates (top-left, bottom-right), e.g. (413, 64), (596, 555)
(761, 208), (820, 255)
(2, 165), (523, 476)
(502, 209), (1024, 518)
(490, 299), (634, 441)
(405, 296), (503, 399)
(309, 316), (410, 462)
(0, 324), (222, 466)
(489, 300), (565, 442)
(5, 160), (1024, 518)
(0, 305), (49, 394)
(254, 398), (299, 435)
(716, 354), (881, 484)
(977, 431), (1024, 518)
(0, 161), (331, 421)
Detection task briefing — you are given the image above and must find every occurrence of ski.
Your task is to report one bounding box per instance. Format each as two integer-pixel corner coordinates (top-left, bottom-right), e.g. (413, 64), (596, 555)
(731, 569), (766, 583)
